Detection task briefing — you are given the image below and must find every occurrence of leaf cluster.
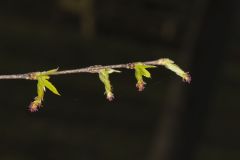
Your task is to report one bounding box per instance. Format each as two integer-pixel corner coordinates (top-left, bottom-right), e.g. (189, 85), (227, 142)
(29, 69), (60, 112)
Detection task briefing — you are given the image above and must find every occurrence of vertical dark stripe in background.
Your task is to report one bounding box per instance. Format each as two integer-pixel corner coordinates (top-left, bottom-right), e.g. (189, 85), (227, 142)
(171, 0), (236, 160)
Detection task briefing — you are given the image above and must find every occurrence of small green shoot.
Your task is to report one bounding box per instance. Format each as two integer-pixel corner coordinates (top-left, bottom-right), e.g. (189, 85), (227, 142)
(98, 68), (121, 101)
(29, 69), (60, 112)
(134, 63), (156, 91)
(160, 59), (191, 83)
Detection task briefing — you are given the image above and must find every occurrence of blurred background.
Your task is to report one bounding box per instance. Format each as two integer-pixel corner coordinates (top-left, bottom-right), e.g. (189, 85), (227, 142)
(0, 0), (239, 160)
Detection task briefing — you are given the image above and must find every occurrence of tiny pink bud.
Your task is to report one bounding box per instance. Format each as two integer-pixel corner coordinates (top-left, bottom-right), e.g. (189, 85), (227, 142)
(182, 72), (191, 83)
(28, 99), (42, 112)
(136, 81), (146, 92)
(106, 92), (114, 101)
(29, 102), (38, 112)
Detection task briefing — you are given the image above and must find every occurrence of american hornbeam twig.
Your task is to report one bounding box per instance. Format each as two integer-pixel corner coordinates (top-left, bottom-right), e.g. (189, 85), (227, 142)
(0, 58), (191, 112)
(0, 58), (190, 80)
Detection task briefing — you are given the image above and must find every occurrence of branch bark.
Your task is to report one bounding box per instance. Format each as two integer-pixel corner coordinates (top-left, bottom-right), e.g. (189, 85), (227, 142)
(0, 58), (172, 80)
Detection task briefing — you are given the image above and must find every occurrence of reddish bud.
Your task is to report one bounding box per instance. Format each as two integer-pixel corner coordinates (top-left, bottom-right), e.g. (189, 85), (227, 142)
(106, 92), (114, 101)
(136, 81), (146, 92)
(182, 72), (191, 83)
(28, 99), (42, 112)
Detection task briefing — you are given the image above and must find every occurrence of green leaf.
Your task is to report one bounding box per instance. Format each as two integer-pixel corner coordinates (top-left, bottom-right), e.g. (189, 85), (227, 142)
(140, 67), (151, 77)
(31, 70), (60, 112)
(160, 58), (191, 83)
(134, 63), (156, 91)
(134, 63), (156, 78)
(98, 68), (120, 101)
(42, 79), (61, 96)
(99, 69), (111, 94)
(37, 78), (45, 101)
(41, 75), (50, 80)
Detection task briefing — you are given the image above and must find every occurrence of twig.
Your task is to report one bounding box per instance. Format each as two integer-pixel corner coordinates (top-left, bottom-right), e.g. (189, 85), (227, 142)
(0, 58), (191, 112)
(0, 58), (165, 80)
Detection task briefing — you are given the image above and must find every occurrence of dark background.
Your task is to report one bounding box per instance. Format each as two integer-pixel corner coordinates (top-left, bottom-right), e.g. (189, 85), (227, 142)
(0, 0), (239, 160)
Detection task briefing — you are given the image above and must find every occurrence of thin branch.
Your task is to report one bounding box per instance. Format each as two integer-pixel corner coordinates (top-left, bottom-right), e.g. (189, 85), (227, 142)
(0, 58), (191, 112)
(0, 58), (165, 80)
(0, 73), (31, 80)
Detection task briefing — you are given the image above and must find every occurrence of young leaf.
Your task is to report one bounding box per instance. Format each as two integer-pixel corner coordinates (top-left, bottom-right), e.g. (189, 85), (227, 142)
(42, 78), (61, 96)
(134, 63), (156, 91)
(160, 59), (191, 83)
(29, 69), (61, 112)
(37, 78), (45, 101)
(99, 68), (120, 101)
(29, 79), (45, 112)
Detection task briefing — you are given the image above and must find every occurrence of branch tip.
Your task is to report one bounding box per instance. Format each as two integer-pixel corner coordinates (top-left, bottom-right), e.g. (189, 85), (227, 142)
(182, 72), (191, 83)
(28, 99), (42, 112)
(106, 92), (114, 101)
(136, 81), (146, 91)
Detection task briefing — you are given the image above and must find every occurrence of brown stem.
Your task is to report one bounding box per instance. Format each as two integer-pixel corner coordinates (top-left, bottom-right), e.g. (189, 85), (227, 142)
(0, 58), (166, 80)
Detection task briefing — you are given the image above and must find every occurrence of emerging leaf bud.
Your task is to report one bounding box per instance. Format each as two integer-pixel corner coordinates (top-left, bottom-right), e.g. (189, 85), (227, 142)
(159, 58), (191, 83)
(98, 68), (120, 101)
(134, 63), (156, 91)
(29, 68), (60, 112)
